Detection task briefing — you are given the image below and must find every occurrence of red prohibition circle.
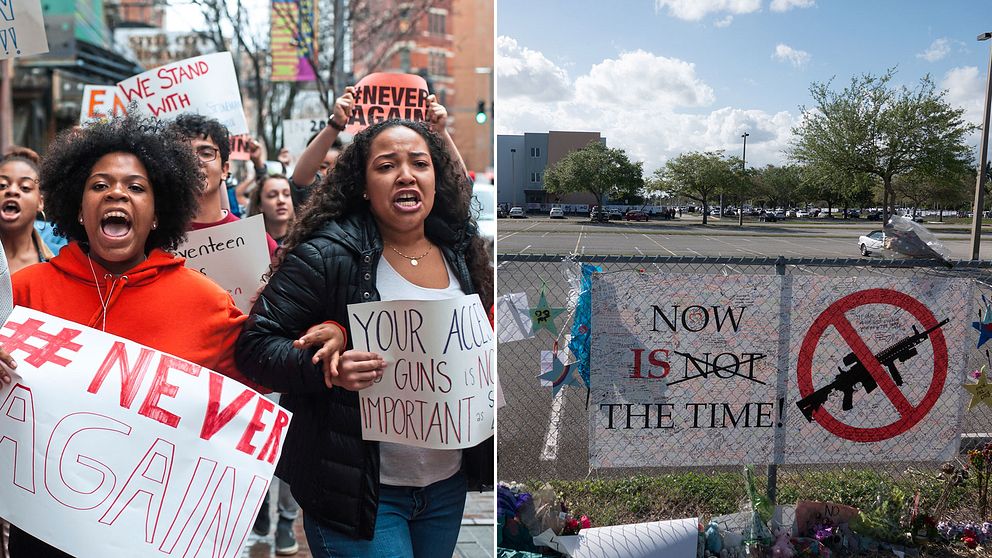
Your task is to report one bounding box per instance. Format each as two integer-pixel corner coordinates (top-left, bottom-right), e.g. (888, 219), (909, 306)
(796, 288), (948, 442)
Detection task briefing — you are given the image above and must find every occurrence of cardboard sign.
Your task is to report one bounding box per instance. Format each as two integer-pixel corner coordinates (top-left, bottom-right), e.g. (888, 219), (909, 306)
(0, 0), (48, 60)
(590, 272), (782, 467)
(0, 306), (290, 558)
(346, 73), (431, 134)
(793, 501), (858, 536)
(173, 215), (270, 312)
(79, 85), (127, 125)
(117, 52), (249, 135)
(348, 294), (495, 449)
(229, 134), (252, 162)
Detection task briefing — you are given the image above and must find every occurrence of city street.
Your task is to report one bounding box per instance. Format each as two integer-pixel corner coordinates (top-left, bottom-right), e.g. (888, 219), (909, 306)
(496, 215), (992, 259)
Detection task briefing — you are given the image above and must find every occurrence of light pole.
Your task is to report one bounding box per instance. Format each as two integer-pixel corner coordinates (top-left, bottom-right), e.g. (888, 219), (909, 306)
(510, 148), (517, 207)
(970, 31), (992, 260)
(740, 132), (749, 227)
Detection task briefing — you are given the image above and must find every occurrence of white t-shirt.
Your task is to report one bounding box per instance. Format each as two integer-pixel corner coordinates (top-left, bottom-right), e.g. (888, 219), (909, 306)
(376, 255), (465, 487)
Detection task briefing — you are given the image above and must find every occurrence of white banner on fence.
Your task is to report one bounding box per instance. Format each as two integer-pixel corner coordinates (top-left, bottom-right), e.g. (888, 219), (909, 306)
(0, 306), (290, 558)
(0, 0), (48, 60)
(557, 518), (698, 558)
(496, 292), (534, 343)
(348, 294), (495, 449)
(173, 215), (270, 312)
(590, 272), (782, 467)
(785, 276), (970, 463)
(117, 52), (249, 135)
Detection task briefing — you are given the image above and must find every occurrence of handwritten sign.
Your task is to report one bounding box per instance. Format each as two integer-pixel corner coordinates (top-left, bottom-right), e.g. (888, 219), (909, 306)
(0, 0), (48, 60)
(794, 501), (858, 536)
(228, 134), (252, 162)
(282, 118), (325, 159)
(173, 215), (270, 312)
(347, 73), (431, 134)
(348, 294), (495, 449)
(0, 306), (290, 558)
(79, 85), (128, 126)
(117, 52), (249, 135)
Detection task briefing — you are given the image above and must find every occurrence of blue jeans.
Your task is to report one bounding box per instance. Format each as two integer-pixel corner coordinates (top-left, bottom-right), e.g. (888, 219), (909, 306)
(304, 472), (467, 558)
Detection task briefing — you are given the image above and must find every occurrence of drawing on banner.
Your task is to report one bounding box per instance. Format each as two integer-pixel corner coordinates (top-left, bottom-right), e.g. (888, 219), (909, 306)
(787, 278), (970, 463)
(0, 0), (49, 60)
(346, 73), (431, 134)
(348, 294), (495, 449)
(973, 294), (992, 348)
(590, 272), (782, 468)
(528, 287), (566, 336)
(0, 306), (289, 558)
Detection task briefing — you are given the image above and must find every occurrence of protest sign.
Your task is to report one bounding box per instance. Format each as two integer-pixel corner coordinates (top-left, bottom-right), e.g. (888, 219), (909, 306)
(786, 277), (970, 463)
(282, 117), (326, 158)
(173, 215), (269, 312)
(0, 306), (290, 558)
(0, 0), (48, 60)
(117, 52), (249, 135)
(270, 0), (317, 82)
(794, 501), (858, 537)
(346, 73), (431, 134)
(348, 294), (495, 449)
(554, 518), (698, 558)
(229, 134), (252, 161)
(79, 85), (127, 125)
(590, 272), (782, 467)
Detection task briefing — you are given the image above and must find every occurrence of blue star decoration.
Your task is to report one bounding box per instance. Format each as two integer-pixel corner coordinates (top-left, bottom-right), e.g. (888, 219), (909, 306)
(973, 296), (992, 348)
(538, 355), (580, 396)
(528, 290), (566, 335)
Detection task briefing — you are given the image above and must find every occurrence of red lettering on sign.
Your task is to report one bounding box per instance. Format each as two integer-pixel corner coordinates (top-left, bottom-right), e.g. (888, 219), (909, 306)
(88, 341), (155, 409)
(138, 356), (201, 428)
(257, 409), (290, 464)
(200, 374), (256, 441)
(235, 397), (275, 455)
(99, 438), (175, 543)
(0, 384), (36, 492)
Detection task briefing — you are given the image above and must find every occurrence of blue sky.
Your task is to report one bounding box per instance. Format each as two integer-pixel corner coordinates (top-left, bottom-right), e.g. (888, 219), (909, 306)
(497, 0), (990, 172)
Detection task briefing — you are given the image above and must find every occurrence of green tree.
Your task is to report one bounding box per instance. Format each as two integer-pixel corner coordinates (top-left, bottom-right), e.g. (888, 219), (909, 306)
(789, 70), (973, 222)
(649, 151), (732, 225)
(543, 141), (644, 208)
(756, 164), (802, 210)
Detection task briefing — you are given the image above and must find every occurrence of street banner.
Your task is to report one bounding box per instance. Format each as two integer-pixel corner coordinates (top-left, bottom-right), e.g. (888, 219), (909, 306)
(270, 0), (318, 82)
(786, 277), (970, 463)
(0, 306), (290, 558)
(590, 272), (782, 467)
(173, 215), (269, 312)
(117, 52), (249, 135)
(79, 85), (127, 125)
(347, 73), (431, 134)
(348, 294), (495, 449)
(0, 0), (48, 60)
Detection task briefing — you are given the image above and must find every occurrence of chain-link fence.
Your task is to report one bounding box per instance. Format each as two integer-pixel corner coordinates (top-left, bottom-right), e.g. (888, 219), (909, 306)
(497, 254), (992, 521)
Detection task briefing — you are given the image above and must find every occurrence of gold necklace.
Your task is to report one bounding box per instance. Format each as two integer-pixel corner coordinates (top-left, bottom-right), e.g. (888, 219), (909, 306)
(387, 243), (432, 266)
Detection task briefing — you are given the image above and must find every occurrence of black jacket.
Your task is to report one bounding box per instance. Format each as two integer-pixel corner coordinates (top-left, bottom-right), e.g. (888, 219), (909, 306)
(235, 209), (494, 540)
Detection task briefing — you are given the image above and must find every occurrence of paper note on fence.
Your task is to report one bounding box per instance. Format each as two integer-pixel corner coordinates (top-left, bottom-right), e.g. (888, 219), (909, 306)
(0, 306), (290, 558)
(497, 292), (534, 343)
(117, 52), (249, 135)
(348, 294), (495, 449)
(174, 215), (270, 312)
(0, 0), (48, 60)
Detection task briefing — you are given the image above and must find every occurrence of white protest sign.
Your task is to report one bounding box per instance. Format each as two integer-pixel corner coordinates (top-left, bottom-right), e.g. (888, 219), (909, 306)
(282, 118), (326, 158)
(174, 215), (269, 312)
(590, 272), (782, 467)
(0, 306), (290, 558)
(497, 292), (534, 343)
(0, 0), (48, 60)
(786, 277), (970, 463)
(556, 518), (698, 558)
(348, 294), (495, 449)
(117, 52), (249, 135)
(79, 85), (127, 125)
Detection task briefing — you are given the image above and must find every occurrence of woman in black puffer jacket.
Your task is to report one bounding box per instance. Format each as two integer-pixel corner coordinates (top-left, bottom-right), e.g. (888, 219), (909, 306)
(235, 119), (493, 557)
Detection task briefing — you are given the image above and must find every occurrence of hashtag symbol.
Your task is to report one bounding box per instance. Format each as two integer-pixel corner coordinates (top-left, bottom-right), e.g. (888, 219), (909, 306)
(0, 318), (83, 368)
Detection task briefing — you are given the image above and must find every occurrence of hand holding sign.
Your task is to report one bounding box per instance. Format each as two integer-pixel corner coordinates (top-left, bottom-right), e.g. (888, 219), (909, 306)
(331, 86), (356, 129)
(0, 345), (16, 384)
(346, 73), (431, 134)
(427, 94), (449, 133)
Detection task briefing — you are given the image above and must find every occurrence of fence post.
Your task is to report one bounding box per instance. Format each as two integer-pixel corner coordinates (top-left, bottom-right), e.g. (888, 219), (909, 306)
(767, 255), (787, 505)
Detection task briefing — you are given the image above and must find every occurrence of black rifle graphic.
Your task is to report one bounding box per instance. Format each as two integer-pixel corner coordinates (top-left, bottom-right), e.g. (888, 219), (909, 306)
(796, 318), (949, 422)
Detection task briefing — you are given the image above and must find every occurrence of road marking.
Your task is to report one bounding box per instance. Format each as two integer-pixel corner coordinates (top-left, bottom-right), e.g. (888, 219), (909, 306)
(635, 246), (644, 255)
(688, 248), (703, 256)
(710, 235), (766, 257)
(519, 245), (531, 254)
(540, 387), (566, 461)
(574, 226), (584, 253)
(641, 234), (678, 256)
(542, 232), (549, 237)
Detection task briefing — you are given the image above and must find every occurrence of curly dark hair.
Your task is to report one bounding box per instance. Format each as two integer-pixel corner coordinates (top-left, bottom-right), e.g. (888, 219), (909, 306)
(280, 119), (493, 309)
(40, 113), (204, 251)
(168, 114), (231, 164)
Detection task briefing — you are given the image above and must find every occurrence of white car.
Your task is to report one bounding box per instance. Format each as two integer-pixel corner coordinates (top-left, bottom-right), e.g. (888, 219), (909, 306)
(859, 230), (886, 256)
(509, 207), (526, 219)
(549, 207), (565, 219)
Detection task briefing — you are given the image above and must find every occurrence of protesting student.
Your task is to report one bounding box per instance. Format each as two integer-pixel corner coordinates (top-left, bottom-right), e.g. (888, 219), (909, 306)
(0, 148), (55, 274)
(235, 119), (494, 557)
(0, 114), (271, 557)
(249, 173), (294, 245)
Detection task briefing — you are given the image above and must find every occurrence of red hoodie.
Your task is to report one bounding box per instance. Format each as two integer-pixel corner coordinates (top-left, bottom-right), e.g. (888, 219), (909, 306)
(12, 241), (268, 393)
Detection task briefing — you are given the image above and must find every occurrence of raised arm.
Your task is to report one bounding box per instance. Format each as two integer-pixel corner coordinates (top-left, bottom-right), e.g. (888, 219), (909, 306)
(291, 87), (354, 188)
(427, 93), (470, 180)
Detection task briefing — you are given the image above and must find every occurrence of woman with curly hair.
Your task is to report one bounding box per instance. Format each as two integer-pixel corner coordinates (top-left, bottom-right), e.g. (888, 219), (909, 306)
(0, 147), (54, 274)
(0, 114), (269, 557)
(235, 119), (494, 557)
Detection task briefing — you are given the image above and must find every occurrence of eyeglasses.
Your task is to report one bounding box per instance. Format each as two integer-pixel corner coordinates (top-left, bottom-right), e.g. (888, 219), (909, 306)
(195, 146), (219, 163)
(0, 177), (39, 191)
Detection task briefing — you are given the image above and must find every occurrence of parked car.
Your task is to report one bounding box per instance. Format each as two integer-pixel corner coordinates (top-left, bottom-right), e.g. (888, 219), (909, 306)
(497, 206), (508, 218)
(846, 209), (861, 219)
(608, 209), (623, 220)
(509, 207), (526, 219)
(549, 206), (565, 219)
(758, 210), (777, 222)
(624, 210), (649, 222)
(590, 206), (609, 222)
(859, 230), (886, 256)
(795, 210), (809, 219)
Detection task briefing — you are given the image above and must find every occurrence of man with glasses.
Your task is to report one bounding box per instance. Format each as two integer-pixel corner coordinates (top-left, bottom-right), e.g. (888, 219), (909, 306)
(168, 115), (278, 259)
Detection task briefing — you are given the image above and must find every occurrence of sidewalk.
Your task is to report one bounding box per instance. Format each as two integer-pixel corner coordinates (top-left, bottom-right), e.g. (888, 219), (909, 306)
(242, 490), (494, 558)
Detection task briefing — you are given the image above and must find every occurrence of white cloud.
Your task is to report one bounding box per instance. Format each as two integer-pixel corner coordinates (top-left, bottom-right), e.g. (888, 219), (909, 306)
(941, 66), (985, 148)
(917, 38), (951, 62)
(496, 41), (799, 172)
(769, 0), (815, 12)
(714, 15), (734, 27)
(653, 0), (760, 21)
(496, 36), (573, 102)
(772, 43), (811, 68)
